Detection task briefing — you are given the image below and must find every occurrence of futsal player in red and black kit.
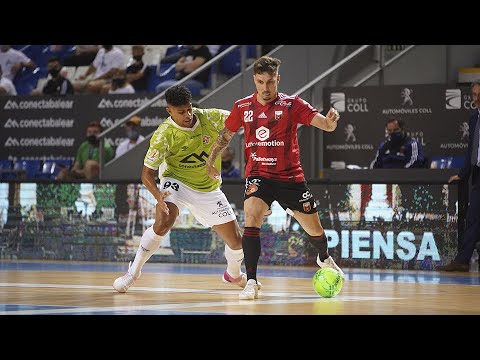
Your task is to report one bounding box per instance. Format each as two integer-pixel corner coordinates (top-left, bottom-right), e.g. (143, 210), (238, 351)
(206, 56), (345, 300)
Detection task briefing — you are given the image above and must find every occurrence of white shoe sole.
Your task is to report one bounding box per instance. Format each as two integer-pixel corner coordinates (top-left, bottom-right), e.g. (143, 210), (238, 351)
(239, 291), (258, 300)
(222, 272), (262, 290)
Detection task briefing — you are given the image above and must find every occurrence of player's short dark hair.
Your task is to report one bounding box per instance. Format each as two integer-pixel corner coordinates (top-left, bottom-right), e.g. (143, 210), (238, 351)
(253, 56), (281, 75)
(165, 85), (192, 107)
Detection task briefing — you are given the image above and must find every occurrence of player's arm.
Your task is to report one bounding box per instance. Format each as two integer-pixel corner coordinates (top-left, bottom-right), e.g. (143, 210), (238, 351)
(142, 132), (170, 214)
(141, 166), (170, 215)
(206, 127), (236, 180)
(310, 108), (340, 132)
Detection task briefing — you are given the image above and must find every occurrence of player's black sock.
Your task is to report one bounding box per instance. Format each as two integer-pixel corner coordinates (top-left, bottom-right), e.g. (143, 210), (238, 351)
(242, 227), (261, 281)
(309, 232), (329, 261)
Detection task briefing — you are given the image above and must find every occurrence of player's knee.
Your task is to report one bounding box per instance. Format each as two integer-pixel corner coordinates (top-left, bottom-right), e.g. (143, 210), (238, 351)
(244, 213), (264, 227)
(153, 222), (173, 236)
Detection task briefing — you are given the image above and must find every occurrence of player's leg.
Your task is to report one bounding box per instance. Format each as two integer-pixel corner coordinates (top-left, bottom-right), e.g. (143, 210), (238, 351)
(132, 201), (178, 277)
(293, 211), (344, 278)
(113, 201), (178, 293)
(113, 180), (181, 293)
(277, 181), (345, 279)
(239, 177), (274, 299)
(212, 220), (247, 287)
(182, 185), (249, 288)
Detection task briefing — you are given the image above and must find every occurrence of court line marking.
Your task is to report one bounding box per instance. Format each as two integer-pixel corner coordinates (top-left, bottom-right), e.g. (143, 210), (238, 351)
(0, 282), (402, 315)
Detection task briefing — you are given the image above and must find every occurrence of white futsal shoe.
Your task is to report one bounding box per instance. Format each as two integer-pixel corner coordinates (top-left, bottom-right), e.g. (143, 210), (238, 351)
(317, 255), (346, 280)
(113, 261), (140, 293)
(239, 279), (259, 300)
(222, 271), (262, 290)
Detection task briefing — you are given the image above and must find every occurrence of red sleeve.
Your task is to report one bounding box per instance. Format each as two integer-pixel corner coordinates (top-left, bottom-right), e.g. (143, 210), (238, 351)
(224, 102), (243, 132)
(292, 96), (318, 125)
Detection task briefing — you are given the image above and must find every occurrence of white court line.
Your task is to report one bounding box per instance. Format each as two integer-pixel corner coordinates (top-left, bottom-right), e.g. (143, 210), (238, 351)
(0, 282), (402, 315)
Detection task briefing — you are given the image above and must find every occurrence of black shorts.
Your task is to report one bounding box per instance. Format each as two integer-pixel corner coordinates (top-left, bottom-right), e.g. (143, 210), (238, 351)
(244, 176), (318, 214)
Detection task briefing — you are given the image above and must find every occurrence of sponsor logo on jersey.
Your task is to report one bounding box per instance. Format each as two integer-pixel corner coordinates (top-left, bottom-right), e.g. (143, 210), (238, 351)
(274, 110), (283, 121)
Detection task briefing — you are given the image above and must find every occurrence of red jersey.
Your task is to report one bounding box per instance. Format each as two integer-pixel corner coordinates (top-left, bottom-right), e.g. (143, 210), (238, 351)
(225, 92), (318, 182)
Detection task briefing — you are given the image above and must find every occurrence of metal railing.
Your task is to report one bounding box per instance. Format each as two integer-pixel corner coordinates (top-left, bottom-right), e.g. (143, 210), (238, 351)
(290, 45), (416, 175)
(293, 45), (372, 98)
(352, 45), (416, 87)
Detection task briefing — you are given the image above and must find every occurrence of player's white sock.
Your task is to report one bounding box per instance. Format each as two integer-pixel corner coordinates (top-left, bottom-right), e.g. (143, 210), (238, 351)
(224, 244), (244, 278)
(130, 226), (163, 278)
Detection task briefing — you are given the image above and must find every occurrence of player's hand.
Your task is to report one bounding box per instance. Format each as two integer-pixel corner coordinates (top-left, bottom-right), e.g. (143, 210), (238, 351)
(206, 162), (221, 181)
(155, 191), (171, 215)
(448, 175), (460, 184)
(326, 107), (340, 123)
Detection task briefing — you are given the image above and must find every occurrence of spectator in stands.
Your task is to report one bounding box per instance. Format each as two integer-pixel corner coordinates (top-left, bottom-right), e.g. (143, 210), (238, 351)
(102, 46), (149, 94)
(107, 69), (135, 94)
(0, 65), (17, 96)
(370, 118), (427, 169)
(56, 121), (114, 180)
(155, 45), (212, 95)
(221, 147), (241, 178)
(74, 45), (125, 94)
(0, 45), (36, 81)
(160, 45), (188, 65)
(63, 45), (100, 67)
(32, 56), (73, 96)
(126, 45), (150, 93)
(115, 116), (145, 158)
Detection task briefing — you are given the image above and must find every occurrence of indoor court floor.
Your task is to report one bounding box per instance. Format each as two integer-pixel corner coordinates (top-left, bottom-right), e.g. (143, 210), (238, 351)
(0, 260), (479, 315)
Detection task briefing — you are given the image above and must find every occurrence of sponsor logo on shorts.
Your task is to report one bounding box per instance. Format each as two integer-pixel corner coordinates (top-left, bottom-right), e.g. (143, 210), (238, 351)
(245, 184), (258, 195)
(217, 210), (233, 218)
(303, 202), (311, 212)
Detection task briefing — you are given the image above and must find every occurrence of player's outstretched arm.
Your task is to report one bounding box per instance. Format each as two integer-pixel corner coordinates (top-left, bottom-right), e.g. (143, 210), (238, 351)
(206, 127), (236, 180)
(310, 107), (340, 132)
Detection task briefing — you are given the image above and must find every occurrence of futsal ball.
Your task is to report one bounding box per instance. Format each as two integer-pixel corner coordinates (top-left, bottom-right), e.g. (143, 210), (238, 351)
(312, 267), (343, 298)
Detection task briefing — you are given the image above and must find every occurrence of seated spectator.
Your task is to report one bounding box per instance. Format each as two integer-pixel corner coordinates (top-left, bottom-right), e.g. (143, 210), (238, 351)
(126, 45), (150, 93)
(221, 147), (241, 178)
(102, 46), (149, 94)
(0, 65), (17, 96)
(57, 121), (114, 180)
(63, 45), (100, 67)
(32, 56), (73, 96)
(160, 45), (188, 65)
(74, 45), (126, 94)
(0, 45), (36, 81)
(115, 116), (145, 158)
(370, 118), (427, 169)
(155, 45), (212, 95)
(107, 69), (135, 94)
